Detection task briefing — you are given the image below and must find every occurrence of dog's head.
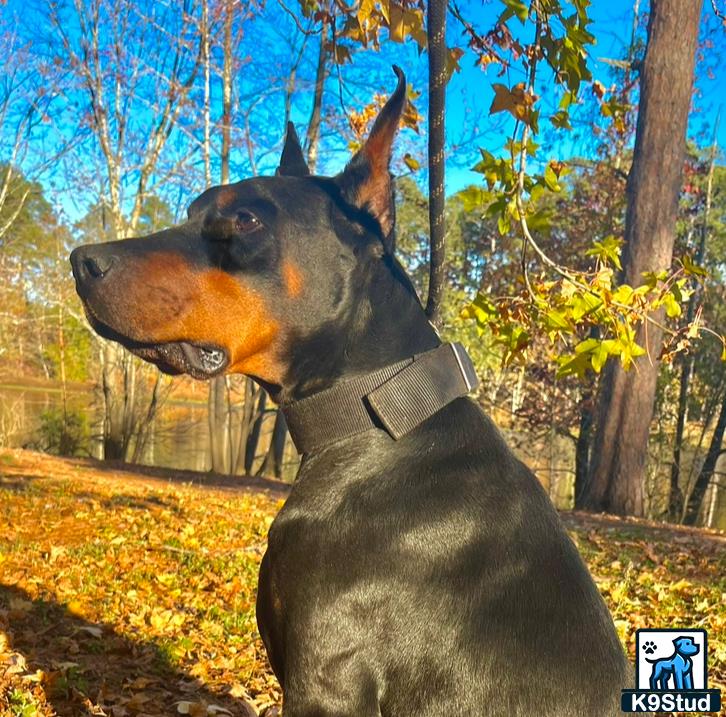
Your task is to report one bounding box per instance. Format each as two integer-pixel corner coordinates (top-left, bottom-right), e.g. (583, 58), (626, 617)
(672, 636), (699, 657)
(71, 68), (413, 393)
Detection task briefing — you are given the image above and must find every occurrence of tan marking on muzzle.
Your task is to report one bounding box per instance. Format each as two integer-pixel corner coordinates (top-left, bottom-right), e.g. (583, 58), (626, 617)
(108, 252), (284, 383)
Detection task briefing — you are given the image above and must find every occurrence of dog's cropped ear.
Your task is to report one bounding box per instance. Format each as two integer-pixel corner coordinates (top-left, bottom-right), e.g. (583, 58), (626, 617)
(336, 66), (406, 253)
(277, 122), (310, 177)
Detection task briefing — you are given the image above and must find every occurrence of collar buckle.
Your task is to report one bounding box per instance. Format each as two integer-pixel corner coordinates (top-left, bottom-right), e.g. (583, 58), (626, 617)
(283, 343), (480, 454)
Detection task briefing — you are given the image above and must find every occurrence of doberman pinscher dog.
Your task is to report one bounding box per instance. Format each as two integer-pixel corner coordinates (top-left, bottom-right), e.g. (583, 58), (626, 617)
(71, 68), (630, 716)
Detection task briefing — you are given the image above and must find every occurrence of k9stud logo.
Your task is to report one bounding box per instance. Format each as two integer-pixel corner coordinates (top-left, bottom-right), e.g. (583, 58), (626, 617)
(621, 629), (721, 713)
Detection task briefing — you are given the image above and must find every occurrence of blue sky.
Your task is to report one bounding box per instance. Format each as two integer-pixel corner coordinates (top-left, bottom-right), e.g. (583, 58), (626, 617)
(246, 0), (726, 194)
(423, 0), (725, 192)
(3, 0), (725, 219)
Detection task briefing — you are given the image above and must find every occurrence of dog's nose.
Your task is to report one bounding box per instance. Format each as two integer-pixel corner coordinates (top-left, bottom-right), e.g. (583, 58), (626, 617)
(83, 254), (114, 278)
(70, 246), (117, 281)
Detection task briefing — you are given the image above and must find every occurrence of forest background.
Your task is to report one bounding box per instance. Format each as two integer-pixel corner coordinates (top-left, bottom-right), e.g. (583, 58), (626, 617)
(1, 0), (726, 529)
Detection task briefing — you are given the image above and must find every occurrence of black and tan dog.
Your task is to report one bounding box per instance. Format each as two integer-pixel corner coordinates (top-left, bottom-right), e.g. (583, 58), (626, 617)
(71, 68), (629, 716)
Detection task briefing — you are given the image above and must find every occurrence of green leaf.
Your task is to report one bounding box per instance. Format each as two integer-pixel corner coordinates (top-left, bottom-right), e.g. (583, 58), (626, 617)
(500, 0), (529, 23)
(611, 284), (634, 306)
(497, 212), (511, 235)
(559, 90), (578, 110)
(570, 292), (602, 321)
(556, 351), (591, 379)
(526, 209), (551, 234)
(458, 186), (488, 213)
(681, 254), (709, 277)
(550, 110), (572, 130)
(585, 235), (623, 270)
(641, 270), (668, 288)
(485, 196), (507, 218)
(543, 309), (571, 331)
(614, 326), (647, 370)
(544, 164), (561, 192)
(589, 344), (607, 373)
(461, 293), (498, 329)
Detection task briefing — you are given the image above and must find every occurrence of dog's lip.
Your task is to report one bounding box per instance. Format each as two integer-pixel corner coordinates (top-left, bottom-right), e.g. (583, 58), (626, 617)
(179, 342), (228, 375)
(81, 305), (228, 379)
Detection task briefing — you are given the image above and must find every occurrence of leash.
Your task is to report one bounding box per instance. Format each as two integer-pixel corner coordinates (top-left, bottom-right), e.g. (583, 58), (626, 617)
(282, 343), (479, 455)
(424, 0), (447, 325)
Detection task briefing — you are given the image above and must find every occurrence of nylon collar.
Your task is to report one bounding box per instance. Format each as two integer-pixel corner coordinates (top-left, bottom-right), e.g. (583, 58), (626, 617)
(282, 342), (479, 455)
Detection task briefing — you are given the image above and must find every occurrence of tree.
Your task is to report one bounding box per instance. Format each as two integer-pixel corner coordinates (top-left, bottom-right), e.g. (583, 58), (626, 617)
(684, 386), (726, 524)
(582, 0), (704, 515)
(43, 0), (204, 459)
(0, 167), (59, 374)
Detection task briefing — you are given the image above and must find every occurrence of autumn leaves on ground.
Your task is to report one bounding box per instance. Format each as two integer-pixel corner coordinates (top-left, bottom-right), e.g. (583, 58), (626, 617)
(0, 449), (724, 717)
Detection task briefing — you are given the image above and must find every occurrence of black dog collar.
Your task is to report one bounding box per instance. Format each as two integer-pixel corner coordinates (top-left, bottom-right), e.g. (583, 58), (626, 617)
(282, 342), (479, 455)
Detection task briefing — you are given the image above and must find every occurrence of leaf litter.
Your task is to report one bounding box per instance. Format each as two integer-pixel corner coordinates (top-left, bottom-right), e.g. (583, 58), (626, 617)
(1, 449), (724, 716)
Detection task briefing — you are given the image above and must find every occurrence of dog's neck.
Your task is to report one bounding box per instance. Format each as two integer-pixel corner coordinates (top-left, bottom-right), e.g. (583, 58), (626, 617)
(270, 254), (440, 404)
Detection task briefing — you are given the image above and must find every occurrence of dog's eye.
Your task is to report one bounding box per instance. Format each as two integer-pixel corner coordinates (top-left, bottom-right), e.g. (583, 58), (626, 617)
(235, 210), (261, 234)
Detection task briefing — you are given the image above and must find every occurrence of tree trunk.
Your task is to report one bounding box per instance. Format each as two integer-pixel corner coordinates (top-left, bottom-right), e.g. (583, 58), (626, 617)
(102, 343), (124, 460)
(669, 356), (692, 519)
(221, 0), (233, 185)
(305, 17), (328, 172)
(121, 353), (137, 460)
(131, 372), (163, 463)
(245, 391), (267, 474)
(582, 0), (702, 516)
(256, 409), (287, 478)
(208, 376), (229, 473)
(207, 0), (235, 474)
(202, 0), (212, 187)
(235, 379), (257, 474)
(573, 382), (595, 509)
(668, 119), (719, 521)
(684, 389), (726, 525)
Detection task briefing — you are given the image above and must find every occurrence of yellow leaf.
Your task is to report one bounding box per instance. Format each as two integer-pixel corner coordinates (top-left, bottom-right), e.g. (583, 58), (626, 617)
(403, 153), (420, 171)
(610, 582), (628, 603)
(388, 3), (404, 42)
(489, 83), (537, 124)
(663, 293), (682, 318)
(357, 0), (375, 23)
(669, 578), (692, 593)
(21, 669), (45, 683)
(150, 609), (179, 630)
(66, 600), (85, 617)
(613, 619), (630, 643)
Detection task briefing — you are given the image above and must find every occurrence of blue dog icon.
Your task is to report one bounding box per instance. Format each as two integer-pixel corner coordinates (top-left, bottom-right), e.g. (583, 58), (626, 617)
(647, 636), (700, 690)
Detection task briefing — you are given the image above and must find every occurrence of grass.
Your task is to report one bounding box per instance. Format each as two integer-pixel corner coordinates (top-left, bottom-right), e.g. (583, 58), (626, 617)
(1, 447), (724, 716)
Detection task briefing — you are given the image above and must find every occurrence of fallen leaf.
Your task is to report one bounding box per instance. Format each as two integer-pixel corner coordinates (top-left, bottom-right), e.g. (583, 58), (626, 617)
(79, 625), (104, 638)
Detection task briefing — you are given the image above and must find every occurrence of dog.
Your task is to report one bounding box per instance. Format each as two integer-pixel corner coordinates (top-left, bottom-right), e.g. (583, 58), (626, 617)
(648, 636), (699, 690)
(70, 67), (630, 715)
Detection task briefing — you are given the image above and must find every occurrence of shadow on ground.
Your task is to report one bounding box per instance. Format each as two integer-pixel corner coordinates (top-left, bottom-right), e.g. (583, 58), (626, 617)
(0, 583), (270, 716)
(1, 448), (291, 498)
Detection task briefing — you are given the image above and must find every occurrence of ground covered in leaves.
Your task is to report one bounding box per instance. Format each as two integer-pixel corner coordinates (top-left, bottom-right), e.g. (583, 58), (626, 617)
(0, 448), (724, 716)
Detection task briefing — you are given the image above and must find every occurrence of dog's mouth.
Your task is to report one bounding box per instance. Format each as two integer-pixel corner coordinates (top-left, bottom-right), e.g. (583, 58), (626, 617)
(84, 309), (229, 380)
(131, 341), (228, 378)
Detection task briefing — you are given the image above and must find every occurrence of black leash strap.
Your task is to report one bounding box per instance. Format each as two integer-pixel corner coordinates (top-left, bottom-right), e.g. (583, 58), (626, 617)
(282, 343), (479, 455)
(424, 0), (447, 325)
